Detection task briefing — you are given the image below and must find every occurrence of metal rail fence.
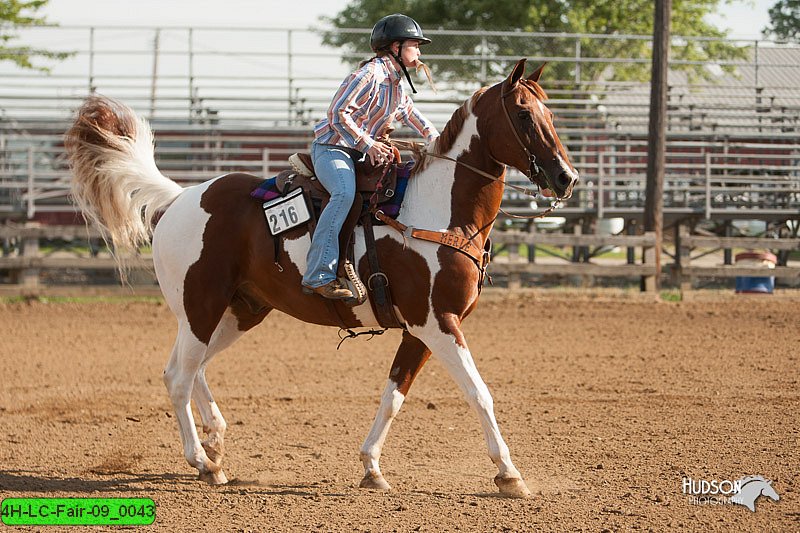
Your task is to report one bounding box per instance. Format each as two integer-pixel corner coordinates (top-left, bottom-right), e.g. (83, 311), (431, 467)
(2, 26), (799, 221)
(2, 133), (797, 221)
(2, 26), (799, 128)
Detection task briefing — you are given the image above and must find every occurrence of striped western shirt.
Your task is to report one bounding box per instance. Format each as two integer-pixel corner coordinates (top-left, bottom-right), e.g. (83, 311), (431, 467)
(313, 56), (438, 152)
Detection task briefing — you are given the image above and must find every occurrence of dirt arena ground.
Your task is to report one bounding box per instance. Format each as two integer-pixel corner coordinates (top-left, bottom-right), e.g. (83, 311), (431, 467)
(1, 290), (797, 531)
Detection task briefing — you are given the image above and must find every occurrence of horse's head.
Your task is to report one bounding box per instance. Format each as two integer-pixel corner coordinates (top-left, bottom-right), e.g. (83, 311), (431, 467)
(480, 59), (578, 200)
(759, 479), (780, 502)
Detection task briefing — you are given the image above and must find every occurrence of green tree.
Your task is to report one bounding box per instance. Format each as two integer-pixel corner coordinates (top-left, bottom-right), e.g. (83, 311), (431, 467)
(764, 0), (799, 41)
(1, 0), (70, 71)
(321, 0), (749, 85)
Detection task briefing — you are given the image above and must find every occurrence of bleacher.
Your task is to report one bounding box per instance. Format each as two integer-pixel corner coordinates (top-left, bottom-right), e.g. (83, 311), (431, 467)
(1, 26), (798, 225)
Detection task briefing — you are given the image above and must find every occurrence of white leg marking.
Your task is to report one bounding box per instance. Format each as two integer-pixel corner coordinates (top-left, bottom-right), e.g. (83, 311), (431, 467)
(162, 322), (218, 475)
(411, 325), (522, 481)
(190, 309), (243, 467)
(360, 379), (405, 486)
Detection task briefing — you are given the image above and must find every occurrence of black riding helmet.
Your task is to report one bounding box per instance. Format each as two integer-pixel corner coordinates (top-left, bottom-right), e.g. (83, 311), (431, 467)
(370, 14), (431, 93)
(370, 14), (431, 51)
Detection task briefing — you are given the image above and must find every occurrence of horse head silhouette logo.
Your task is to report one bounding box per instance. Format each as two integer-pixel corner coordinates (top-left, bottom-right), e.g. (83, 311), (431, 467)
(730, 476), (780, 512)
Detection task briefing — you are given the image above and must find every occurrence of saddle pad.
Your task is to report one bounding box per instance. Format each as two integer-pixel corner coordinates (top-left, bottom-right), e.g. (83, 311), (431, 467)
(250, 176), (282, 202)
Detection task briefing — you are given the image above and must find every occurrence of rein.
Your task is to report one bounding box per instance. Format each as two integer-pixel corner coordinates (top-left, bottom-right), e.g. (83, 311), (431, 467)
(389, 139), (562, 220)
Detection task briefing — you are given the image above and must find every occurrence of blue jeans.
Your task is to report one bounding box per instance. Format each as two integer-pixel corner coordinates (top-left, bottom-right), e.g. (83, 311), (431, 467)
(302, 142), (358, 288)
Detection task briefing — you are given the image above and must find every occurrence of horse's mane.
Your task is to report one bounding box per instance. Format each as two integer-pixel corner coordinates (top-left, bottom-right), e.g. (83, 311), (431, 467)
(407, 80), (547, 177)
(409, 87), (489, 177)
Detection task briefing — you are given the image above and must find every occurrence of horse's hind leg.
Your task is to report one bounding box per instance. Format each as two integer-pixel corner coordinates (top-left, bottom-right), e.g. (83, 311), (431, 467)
(190, 307), (270, 481)
(360, 331), (431, 490)
(192, 367), (226, 471)
(163, 321), (227, 483)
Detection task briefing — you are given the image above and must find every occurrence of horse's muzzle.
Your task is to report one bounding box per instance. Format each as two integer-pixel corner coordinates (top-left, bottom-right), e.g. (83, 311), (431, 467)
(554, 170), (579, 199)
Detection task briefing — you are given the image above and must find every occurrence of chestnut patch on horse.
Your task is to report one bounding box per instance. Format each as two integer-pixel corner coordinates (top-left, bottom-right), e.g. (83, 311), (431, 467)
(390, 331), (432, 396)
(184, 173), (265, 343)
(448, 134), (505, 235)
(185, 173), (362, 341)
(431, 246), (481, 348)
(357, 235), (431, 328)
(411, 88), (487, 176)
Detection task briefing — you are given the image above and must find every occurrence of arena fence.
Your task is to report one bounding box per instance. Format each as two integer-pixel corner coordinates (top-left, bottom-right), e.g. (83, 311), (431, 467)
(2, 224), (798, 296)
(1, 27), (798, 221)
(1, 26), (798, 293)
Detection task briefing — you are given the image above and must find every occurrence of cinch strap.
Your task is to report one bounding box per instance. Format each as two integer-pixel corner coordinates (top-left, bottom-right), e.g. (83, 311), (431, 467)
(362, 212), (405, 329)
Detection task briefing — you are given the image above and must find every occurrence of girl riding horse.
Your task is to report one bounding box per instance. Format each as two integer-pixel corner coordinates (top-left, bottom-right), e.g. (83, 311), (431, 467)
(303, 13), (439, 300)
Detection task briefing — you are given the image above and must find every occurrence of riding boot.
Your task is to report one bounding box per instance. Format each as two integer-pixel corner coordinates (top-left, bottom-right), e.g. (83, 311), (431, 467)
(302, 279), (354, 300)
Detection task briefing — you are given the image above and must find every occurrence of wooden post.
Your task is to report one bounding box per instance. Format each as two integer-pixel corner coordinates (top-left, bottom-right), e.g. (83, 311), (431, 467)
(582, 218), (594, 287)
(626, 219), (636, 265)
(508, 231), (521, 289)
(570, 222), (583, 287)
(597, 153), (605, 220)
(723, 220), (732, 265)
(642, 0), (671, 293)
(527, 222), (537, 263)
(676, 223), (692, 297)
(571, 221), (582, 263)
(21, 222), (41, 294)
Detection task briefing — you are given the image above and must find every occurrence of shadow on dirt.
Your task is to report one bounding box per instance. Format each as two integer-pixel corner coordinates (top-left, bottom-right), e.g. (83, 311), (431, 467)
(0, 470), (197, 493)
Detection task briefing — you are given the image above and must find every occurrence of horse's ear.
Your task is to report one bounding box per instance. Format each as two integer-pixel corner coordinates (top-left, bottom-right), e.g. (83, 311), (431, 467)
(527, 62), (547, 83)
(506, 58), (527, 89)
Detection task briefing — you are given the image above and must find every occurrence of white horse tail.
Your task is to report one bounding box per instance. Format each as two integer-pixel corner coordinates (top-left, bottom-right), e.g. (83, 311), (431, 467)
(65, 95), (183, 276)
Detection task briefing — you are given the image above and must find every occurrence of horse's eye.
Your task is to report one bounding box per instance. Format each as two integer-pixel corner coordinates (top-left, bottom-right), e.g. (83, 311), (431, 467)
(517, 110), (531, 121)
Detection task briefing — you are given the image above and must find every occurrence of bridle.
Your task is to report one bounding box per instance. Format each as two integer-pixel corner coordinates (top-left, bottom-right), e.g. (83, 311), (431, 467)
(499, 83), (546, 186)
(390, 82), (565, 220)
(375, 83), (571, 281)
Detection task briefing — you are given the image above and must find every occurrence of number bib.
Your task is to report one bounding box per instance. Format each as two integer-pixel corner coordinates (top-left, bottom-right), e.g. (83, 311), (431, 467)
(262, 188), (311, 235)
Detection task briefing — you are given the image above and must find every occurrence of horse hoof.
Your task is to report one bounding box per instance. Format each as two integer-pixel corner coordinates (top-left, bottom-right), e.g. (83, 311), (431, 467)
(199, 469), (228, 485)
(359, 472), (391, 491)
(494, 475), (532, 498)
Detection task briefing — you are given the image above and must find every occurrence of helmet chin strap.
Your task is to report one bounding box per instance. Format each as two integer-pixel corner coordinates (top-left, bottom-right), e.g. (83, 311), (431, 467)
(390, 42), (418, 94)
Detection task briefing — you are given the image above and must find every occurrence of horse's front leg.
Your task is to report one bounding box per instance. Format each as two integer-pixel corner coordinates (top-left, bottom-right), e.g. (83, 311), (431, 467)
(192, 367), (227, 473)
(359, 331), (431, 490)
(412, 314), (531, 498)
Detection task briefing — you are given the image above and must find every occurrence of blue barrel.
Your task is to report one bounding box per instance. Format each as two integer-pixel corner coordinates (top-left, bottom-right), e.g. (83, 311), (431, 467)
(735, 251), (777, 294)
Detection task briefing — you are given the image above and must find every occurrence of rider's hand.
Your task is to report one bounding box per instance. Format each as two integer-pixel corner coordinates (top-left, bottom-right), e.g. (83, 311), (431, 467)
(366, 142), (394, 166)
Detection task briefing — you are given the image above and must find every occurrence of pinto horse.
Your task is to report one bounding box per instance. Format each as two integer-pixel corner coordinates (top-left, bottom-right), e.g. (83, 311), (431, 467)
(66, 59), (578, 498)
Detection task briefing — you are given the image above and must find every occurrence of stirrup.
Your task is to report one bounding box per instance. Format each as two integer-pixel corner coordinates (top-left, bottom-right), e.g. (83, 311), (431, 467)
(342, 261), (367, 305)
